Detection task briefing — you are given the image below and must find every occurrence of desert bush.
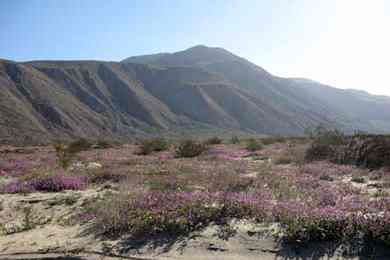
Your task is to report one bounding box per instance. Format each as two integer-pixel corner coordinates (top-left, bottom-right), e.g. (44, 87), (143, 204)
(336, 135), (390, 170)
(67, 138), (93, 153)
(94, 140), (114, 149)
(245, 138), (263, 152)
(304, 127), (345, 162)
(319, 175), (334, 182)
(306, 125), (345, 145)
(86, 168), (125, 184)
(217, 225), (237, 240)
(53, 138), (93, 169)
(146, 176), (187, 192)
(205, 136), (223, 145)
(261, 137), (285, 145)
(230, 135), (240, 144)
(175, 139), (207, 158)
(274, 155), (293, 165)
(304, 143), (335, 161)
(305, 128), (390, 169)
(53, 142), (72, 169)
(226, 179), (254, 192)
(137, 138), (169, 155)
(351, 176), (366, 184)
(279, 213), (345, 243)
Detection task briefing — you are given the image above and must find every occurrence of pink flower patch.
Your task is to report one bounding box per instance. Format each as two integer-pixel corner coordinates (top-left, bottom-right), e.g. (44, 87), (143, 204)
(208, 147), (251, 160)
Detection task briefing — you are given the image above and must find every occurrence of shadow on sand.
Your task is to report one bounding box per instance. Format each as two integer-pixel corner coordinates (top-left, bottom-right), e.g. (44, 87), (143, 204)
(275, 239), (390, 260)
(79, 222), (390, 259)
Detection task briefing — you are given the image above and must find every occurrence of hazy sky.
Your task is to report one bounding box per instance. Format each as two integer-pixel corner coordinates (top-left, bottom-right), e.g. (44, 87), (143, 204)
(1, 0), (389, 95)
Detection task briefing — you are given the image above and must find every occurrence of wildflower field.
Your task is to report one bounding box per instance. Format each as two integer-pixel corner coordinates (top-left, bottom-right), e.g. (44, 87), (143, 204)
(1, 135), (390, 259)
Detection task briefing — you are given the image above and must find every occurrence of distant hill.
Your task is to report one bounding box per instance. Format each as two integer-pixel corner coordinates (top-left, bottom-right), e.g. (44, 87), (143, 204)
(1, 45), (390, 144)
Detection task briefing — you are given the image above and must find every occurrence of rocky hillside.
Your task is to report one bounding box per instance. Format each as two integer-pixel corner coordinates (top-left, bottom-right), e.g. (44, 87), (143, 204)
(1, 46), (390, 143)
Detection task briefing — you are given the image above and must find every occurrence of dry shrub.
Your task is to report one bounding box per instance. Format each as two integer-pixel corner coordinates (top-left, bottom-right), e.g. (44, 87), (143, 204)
(261, 137), (286, 145)
(204, 136), (223, 145)
(230, 135), (240, 144)
(337, 135), (390, 170)
(274, 144), (306, 165)
(137, 138), (169, 155)
(53, 138), (93, 169)
(175, 139), (207, 158)
(245, 138), (263, 152)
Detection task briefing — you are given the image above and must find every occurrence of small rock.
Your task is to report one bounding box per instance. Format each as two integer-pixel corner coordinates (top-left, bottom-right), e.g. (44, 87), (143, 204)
(86, 162), (102, 170)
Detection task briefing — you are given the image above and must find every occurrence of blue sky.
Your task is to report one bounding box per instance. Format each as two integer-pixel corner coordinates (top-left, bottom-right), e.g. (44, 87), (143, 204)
(1, 0), (389, 95)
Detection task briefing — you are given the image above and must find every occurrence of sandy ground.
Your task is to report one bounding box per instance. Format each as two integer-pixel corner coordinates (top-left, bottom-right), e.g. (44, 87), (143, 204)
(1, 192), (390, 260)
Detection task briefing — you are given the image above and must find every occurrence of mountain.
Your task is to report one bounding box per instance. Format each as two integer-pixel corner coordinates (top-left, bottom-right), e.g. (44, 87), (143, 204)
(1, 46), (389, 144)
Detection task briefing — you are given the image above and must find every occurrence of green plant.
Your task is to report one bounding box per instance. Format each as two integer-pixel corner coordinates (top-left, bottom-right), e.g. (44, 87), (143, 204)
(48, 194), (80, 206)
(245, 138), (263, 152)
(94, 140), (114, 149)
(138, 138), (169, 155)
(53, 138), (92, 169)
(351, 176), (366, 184)
(230, 135), (240, 144)
(205, 136), (223, 145)
(304, 143), (335, 162)
(23, 206), (34, 231)
(175, 139), (207, 158)
(53, 142), (72, 169)
(67, 138), (93, 153)
(304, 126), (345, 162)
(217, 225), (237, 240)
(261, 137), (285, 145)
(319, 175), (334, 182)
(280, 216), (343, 243)
(306, 125), (345, 145)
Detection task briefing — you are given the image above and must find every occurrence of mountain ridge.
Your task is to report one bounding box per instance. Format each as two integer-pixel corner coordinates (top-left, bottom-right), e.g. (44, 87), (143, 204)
(1, 45), (390, 144)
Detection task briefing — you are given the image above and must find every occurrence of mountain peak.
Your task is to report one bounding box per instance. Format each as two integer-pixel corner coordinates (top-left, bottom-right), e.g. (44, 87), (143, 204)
(186, 44), (210, 50)
(122, 45), (239, 67)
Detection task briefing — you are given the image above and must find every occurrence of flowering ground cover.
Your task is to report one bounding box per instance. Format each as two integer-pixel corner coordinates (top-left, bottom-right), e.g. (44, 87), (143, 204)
(1, 138), (390, 258)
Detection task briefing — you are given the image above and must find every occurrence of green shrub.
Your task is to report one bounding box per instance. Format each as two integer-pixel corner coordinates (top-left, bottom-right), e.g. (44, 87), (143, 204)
(304, 143), (335, 162)
(351, 176), (366, 184)
(205, 136), (223, 145)
(175, 139), (207, 158)
(337, 135), (390, 170)
(319, 175), (334, 182)
(230, 135), (240, 144)
(94, 140), (114, 149)
(304, 127), (345, 162)
(306, 125), (345, 145)
(281, 216), (344, 243)
(137, 138), (169, 155)
(53, 143), (72, 169)
(306, 128), (390, 169)
(67, 138), (93, 154)
(245, 138), (263, 152)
